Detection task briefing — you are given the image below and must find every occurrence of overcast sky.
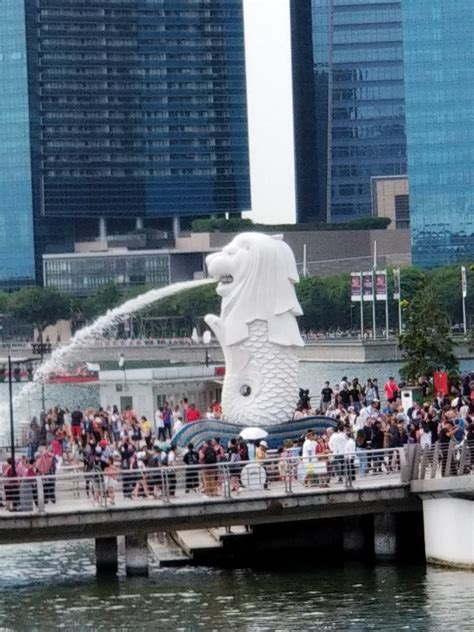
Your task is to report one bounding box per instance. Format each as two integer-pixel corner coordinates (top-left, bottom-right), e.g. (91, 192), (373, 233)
(243, 0), (296, 224)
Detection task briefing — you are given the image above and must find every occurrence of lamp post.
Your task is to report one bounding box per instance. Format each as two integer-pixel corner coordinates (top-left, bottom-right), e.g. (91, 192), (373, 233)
(7, 352), (15, 475)
(118, 352), (126, 383)
(203, 330), (212, 367)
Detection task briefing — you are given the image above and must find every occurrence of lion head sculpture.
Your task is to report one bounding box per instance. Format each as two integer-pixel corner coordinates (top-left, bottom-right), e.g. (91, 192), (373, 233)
(206, 232), (304, 347)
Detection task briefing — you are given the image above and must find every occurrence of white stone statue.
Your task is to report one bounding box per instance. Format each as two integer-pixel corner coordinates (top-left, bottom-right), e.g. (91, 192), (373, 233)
(205, 232), (304, 426)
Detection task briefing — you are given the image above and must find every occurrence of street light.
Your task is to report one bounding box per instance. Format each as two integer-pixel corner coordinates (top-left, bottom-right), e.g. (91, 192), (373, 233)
(203, 330), (212, 367)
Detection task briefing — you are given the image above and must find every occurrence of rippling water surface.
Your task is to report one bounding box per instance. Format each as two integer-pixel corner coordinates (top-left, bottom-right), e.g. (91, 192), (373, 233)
(0, 541), (471, 631)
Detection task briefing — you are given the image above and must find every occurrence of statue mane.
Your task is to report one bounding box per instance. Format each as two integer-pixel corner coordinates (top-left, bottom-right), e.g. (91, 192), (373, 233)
(207, 233), (304, 347)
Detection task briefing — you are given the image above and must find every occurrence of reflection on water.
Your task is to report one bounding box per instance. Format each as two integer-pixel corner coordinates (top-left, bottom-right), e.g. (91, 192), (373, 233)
(0, 540), (471, 631)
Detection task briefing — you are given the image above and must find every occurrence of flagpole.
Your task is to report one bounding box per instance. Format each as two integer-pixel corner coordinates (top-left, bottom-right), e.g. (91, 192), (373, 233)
(372, 242), (377, 339)
(461, 266), (467, 335)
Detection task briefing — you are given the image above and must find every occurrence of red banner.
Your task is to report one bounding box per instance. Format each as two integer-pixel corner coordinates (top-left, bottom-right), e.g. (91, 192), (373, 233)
(433, 371), (449, 396)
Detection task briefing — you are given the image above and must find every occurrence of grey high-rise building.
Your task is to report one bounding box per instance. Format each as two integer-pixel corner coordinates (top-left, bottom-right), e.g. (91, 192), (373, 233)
(291, 0), (407, 223)
(0, 0), (250, 288)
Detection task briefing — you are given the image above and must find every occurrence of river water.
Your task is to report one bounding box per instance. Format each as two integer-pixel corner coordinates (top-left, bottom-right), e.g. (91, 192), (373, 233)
(0, 540), (471, 630)
(0, 360), (473, 629)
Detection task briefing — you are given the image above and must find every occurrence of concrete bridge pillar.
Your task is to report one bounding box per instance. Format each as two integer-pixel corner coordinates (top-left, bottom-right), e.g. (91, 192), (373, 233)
(343, 516), (366, 558)
(95, 537), (118, 575)
(125, 534), (149, 576)
(373, 513), (397, 561)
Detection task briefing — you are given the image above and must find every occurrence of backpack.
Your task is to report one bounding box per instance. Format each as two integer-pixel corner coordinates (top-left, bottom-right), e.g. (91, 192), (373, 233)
(204, 445), (217, 465)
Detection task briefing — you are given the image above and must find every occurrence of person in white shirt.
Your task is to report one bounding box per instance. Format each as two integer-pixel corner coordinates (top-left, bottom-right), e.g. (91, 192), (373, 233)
(329, 425), (347, 482)
(302, 430), (316, 486)
(344, 431), (356, 482)
(155, 407), (165, 441)
(172, 416), (184, 436)
(302, 430), (316, 462)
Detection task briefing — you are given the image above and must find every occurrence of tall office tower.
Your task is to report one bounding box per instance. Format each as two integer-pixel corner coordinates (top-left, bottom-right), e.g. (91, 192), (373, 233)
(401, 1), (474, 267)
(291, 0), (407, 222)
(0, 0), (250, 288)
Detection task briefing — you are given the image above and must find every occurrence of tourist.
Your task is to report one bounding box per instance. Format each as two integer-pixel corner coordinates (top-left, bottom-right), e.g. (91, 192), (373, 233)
(349, 378), (362, 413)
(3, 458), (19, 512)
(255, 440), (269, 488)
(363, 379), (377, 406)
(35, 447), (57, 504)
(172, 405), (181, 428)
(315, 435), (330, 487)
(104, 458), (119, 505)
(26, 419), (40, 460)
(147, 445), (163, 492)
(227, 440), (242, 493)
(302, 430), (316, 487)
(329, 424), (347, 482)
(155, 406), (166, 441)
(200, 440), (218, 497)
(140, 415), (152, 448)
(384, 376), (400, 403)
(338, 382), (351, 410)
(163, 404), (173, 439)
(344, 431), (356, 482)
(173, 415), (184, 436)
(186, 403), (202, 423)
(183, 443), (200, 493)
(438, 418), (459, 477)
(119, 439), (136, 499)
(111, 406), (122, 445)
(132, 451), (150, 499)
(355, 428), (368, 477)
(320, 381), (333, 413)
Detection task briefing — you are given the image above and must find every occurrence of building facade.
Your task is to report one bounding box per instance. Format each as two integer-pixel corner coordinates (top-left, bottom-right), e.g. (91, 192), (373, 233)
(291, 0), (407, 223)
(401, 0), (474, 267)
(371, 175), (409, 229)
(0, 0), (250, 287)
(0, 1), (36, 288)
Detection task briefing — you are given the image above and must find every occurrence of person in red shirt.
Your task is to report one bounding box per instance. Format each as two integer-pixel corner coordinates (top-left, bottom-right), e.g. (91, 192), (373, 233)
(186, 403), (202, 422)
(384, 377), (399, 403)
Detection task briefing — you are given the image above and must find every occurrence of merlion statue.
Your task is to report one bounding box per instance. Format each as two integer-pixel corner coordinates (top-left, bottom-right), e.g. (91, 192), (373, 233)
(205, 232), (304, 426)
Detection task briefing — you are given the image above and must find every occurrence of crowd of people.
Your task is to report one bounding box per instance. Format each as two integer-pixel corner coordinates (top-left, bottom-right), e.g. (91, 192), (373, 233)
(1, 371), (472, 512)
(293, 373), (474, 479)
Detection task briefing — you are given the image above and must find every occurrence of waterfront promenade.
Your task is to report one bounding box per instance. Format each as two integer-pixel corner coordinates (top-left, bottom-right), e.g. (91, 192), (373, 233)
(0, 444), (472, 572)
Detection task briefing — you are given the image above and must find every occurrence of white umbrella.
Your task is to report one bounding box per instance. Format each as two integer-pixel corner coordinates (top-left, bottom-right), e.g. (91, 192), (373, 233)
(239, 427), (268, 441)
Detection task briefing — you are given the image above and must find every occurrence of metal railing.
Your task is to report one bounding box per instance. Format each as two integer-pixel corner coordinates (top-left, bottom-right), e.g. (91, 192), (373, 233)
(409, 439), (474, 481)
(0, 447), (413, 515)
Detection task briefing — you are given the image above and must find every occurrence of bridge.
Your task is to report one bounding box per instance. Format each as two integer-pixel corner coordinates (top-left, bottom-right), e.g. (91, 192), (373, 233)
(0, 443), (472, 573)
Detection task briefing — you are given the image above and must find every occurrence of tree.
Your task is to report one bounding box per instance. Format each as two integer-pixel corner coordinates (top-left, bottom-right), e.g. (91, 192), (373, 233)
(399, 287), (459, 383)
(0, 291), (10, 314)
(9, 287), (72, 343)
(90, 283), (122, 317)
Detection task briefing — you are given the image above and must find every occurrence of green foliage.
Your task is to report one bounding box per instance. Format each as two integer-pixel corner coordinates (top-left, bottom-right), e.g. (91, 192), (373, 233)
(191, 217), (254, 233)
(0, 291), (10, 314)
(89, 283), (122, 317)
(399, 287), (459, 383)
(9, 287), (72, 334)
(296, 275), (351, 331)
(139, 282), (219, 330)
(191, 216), (391, 233)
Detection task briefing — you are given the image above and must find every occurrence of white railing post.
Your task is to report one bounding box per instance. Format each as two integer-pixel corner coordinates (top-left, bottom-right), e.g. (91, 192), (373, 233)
(36, 476), (45, 514)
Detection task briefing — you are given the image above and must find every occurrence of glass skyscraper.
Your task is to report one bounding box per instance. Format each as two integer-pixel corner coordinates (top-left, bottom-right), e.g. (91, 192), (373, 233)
(0, 1), (36, 288)
(401, 0), (474, 267)
(0, 0), (250, 287)
(291, 0), (407, 222)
